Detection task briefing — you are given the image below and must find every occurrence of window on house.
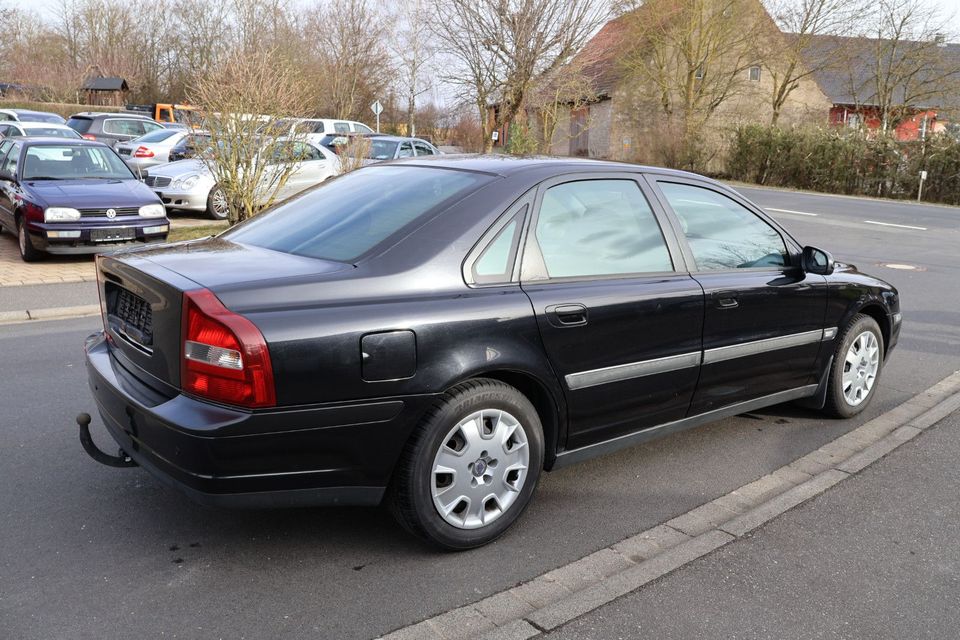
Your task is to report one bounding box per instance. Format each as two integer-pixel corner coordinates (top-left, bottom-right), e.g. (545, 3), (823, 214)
(749, 66), (761, 82)
(694, 65), (704, 80)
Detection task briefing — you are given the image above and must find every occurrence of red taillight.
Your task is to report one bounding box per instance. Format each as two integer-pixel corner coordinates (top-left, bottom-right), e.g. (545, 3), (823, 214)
(133, 146), (154, 158)
(180, 289), (276, 408)
(81, 134), (96, 141)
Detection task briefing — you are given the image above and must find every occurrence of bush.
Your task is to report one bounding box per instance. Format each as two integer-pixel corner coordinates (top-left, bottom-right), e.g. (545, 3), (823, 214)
(727, 125), (960, 205)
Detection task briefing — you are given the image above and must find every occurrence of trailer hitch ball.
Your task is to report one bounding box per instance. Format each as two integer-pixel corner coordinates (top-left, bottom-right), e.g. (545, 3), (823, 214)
(76, 412), (138, 468)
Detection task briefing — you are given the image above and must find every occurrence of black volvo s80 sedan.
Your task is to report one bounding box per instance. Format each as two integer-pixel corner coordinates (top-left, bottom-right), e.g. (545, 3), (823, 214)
(81, 156), (900, 549)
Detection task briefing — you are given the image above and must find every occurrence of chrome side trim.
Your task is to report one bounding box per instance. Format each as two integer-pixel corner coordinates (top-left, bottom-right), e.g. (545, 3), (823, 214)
(702, 329), (824, 365)
(565, 351), (701, 391)
(822, 327), (838, 340)
(553, 384), (819, 469)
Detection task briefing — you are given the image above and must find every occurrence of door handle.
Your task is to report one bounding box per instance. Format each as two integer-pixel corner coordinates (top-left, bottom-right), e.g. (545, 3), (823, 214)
(546, 303), (588, 327)
(715, 291), (739, 309)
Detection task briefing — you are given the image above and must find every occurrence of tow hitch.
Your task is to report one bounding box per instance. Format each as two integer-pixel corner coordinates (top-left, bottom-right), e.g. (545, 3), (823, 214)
(76, 413), (138, 468)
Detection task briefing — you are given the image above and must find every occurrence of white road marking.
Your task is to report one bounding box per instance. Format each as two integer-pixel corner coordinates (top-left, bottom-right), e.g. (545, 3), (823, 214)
(863, 220), (927, 231)
(765, 207), (819, 217)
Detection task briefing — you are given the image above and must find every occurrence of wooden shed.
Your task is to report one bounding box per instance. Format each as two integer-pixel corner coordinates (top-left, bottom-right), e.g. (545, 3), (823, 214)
(81, 76), (129, 107)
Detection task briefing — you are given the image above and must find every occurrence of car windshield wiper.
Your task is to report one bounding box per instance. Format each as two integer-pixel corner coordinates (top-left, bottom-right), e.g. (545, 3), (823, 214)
(25, 176), (64, 181)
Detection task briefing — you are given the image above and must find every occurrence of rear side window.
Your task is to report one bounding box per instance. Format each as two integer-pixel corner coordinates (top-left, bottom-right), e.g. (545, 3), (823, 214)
(225, 165), (492, 262)
(657, 182), (788, 271)
(66, 117), (93, 134)
(354, 123), (373, 133)
(334, 122), (350, 133)
(534, 179), (673, 278)
(103, 119), (145, 136)
(471, 206), (526, 284)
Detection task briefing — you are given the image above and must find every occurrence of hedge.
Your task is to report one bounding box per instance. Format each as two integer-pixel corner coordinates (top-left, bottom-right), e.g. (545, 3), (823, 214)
(727, 125), (960, 206)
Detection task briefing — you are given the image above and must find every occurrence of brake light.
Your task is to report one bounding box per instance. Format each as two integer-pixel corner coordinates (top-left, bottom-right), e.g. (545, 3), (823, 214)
(180, 289), (276, 408)
(133, 146), (154, 158)
(81, 134), (96, 141)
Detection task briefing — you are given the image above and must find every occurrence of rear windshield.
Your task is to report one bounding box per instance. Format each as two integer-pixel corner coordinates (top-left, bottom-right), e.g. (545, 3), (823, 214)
(66, 117), (93, 134)
(18, 111), (65, 124)
(225, 165), (491, 262)
(134, 129), (178, 143)
(23, 126), (80, 139)
(22, 145), (134, 180)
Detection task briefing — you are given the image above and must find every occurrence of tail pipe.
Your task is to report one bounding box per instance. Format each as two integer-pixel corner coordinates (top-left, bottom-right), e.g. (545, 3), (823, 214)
(76, 413), (138, 468)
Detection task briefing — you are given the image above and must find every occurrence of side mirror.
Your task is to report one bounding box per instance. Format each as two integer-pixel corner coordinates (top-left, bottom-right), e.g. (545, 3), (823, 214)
(802, 246), (835, 275)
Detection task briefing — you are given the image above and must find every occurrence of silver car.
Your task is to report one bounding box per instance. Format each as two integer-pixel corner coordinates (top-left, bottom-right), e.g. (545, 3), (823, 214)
(363, 136), (442, 165)
(143, 140), (342, 219)
(115, 129), (195, 173)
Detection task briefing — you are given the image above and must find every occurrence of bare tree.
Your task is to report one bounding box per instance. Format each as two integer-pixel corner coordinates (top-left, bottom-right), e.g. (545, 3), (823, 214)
(431, 0), (608, 152)
(762, 0), (864, 124)
(393, 0), (435, 136)
(861, 0), (960, 132)
(527, 58), (599, 154)
(619, 0), (769, 169)
(190, 48), (314, 223)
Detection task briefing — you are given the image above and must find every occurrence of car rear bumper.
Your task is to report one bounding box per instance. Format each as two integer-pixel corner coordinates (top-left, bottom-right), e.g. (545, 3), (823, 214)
(84, 332), (430, 507)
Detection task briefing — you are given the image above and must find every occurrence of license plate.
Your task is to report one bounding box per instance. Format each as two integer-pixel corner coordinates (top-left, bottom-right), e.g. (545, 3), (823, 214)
(118, 148), (131, 156)
(109, 287), (153, 350)
(91, 228), (136, 242)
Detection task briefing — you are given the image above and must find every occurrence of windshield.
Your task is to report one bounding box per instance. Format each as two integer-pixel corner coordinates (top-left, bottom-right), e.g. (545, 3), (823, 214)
(23, 126), (81, 139)
(133, 129), (178, 143)
(22, 145), (134, 180)
(225, 165), (492, 262)
(367, 140), (398, 160)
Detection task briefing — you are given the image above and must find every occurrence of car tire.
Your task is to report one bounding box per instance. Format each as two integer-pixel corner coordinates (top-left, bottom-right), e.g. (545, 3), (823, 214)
(17, 218), (42, 263)
(206, 186), (229, 220)
(823, 314), (884, 418)
(388, 378), (544, 550)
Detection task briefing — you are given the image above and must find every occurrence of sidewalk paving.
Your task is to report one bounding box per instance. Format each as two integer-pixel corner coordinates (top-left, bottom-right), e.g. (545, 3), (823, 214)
(548, 410), (960, 639)
(0, 215), (222, 287)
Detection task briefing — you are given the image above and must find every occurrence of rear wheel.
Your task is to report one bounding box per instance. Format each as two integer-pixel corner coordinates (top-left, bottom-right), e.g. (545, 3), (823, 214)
(17, 218), (42, 262)
(388, 379), (544, 550)
(206, 186), (229, 220)
(823, 314), (884, 418)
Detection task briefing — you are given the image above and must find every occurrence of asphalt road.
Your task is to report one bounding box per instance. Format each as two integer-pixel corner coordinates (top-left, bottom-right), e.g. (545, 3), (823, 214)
(0, 186), (958, 639)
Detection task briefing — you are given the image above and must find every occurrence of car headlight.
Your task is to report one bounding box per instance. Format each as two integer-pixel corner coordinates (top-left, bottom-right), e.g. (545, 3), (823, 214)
(139, 203), (166, 218)
(44, 207), (81, 222)
(174, 174), (200, 190)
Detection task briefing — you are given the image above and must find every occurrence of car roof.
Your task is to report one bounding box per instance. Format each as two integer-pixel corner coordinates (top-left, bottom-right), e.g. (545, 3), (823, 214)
(18, 137), (110, 148)
(16, 122), (73, 129)
(394, 154), (721, 182)
(69, 112), (155, 120)
(368, 135), (433, 143)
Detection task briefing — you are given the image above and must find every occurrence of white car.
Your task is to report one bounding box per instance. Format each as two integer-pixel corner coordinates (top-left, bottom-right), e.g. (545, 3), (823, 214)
(261, 117), (375, 144)
(0, 122), (82, 140)
(115, 129), (201, 173)
(143, 139), (341, 219)
(0, 108), (66, 124)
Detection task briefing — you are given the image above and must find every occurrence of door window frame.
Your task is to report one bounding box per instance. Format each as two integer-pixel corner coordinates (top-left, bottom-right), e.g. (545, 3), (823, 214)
(644, 174), (803, 274)
(520, 172), (691, 284)
(462, 193), (534, 287)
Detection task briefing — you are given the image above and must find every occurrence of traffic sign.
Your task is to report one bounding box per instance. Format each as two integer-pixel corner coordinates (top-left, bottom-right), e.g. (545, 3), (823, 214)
(370, 100), (383, 116)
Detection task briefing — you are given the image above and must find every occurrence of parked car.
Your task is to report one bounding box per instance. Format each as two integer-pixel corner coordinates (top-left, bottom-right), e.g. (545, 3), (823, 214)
(160, 122), (190, 130)
(259, 118), (375, 141)
(78, 156), (900, 549)
(167, 132), (211, 162)
(363, 135), (441, 164)
(0, 109), (66, 124)
(66, 112), (164, 147)
(114, 128), (198, 173)
(144, 139), (340, 219)
(0, 122), (82, 139)
(0, 138), (169, 261)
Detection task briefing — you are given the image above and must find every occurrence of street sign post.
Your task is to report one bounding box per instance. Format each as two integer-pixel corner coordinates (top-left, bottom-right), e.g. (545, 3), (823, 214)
(371, 100), (383, 133)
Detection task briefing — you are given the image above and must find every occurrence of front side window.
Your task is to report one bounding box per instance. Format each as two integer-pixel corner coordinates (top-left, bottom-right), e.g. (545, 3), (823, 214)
(534, 179), (673, 278)
(658, 182), (788, 271)
(1, 143), (21, 176)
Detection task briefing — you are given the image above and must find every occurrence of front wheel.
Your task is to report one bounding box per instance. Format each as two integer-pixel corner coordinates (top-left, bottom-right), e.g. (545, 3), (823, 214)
(823, 314), (884, 418)
(388, 379), (544, 550)
(206, 186), (229, 220)
(17, 218), (42, 262)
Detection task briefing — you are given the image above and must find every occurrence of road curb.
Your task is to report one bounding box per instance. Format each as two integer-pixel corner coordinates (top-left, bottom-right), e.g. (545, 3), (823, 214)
(0, 304), (100, 325)
(377, 370), (960, 640)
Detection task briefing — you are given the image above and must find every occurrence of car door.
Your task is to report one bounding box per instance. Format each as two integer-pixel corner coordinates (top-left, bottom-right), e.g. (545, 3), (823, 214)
(648, 177), (828, 415)
(0, 140), (19, 231)
(520, 174), (704, 450)
(285, 142), (327, 196)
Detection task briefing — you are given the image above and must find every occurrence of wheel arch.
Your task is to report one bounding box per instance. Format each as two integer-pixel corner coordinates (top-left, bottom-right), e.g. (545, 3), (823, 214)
(856, 303), (890, 356)
(456, 368), (566, 471)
